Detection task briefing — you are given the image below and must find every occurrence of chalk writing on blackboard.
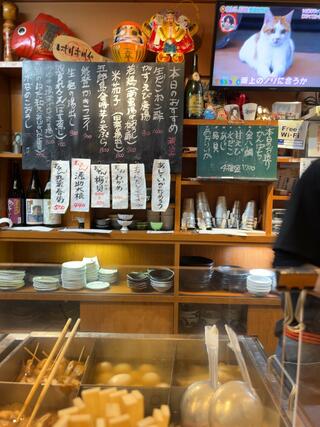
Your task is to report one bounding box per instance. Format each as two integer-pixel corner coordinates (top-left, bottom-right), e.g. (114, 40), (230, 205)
(197, 125), (278, 180)
(22, 61), (184, 172)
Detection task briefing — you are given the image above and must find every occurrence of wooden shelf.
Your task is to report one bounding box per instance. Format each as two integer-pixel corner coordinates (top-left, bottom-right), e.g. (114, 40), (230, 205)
(0, 61), (22, 77)
(0, 152), (22, 159)
(179, 291), (280, 306)
(272, 195), (290, 201)
(277, 157), (301, 163)
(0, 282), (174, 302)
(0, 229), (274, 244)
(183, 119), (278, 126)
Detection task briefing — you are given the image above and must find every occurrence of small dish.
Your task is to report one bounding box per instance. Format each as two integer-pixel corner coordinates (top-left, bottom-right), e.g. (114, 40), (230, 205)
(86, 281), (110, 291)
(150, 222), (163, 231)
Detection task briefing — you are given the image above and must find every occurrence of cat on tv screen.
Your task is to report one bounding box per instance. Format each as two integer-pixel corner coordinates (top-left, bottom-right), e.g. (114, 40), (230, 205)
(211, 2), (320, 89)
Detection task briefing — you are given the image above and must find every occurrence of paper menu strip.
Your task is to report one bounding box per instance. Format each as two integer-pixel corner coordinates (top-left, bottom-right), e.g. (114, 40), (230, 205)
(51, 160), (70, 214)
(70, 158), (91, 212)
(111, 163), (128, 209)
(129, 164), (146, 210)
(151, 159), (170, 212)
(91, 164), (110, 208)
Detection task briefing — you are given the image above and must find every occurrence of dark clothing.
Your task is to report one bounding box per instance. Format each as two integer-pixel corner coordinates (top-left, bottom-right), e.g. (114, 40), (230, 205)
(273, 159), (320, 336)
(274, 158), (320, 268)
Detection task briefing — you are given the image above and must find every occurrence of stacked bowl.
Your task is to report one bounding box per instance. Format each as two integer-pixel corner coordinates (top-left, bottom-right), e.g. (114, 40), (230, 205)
(148, 268), (174, 293)
(0, 270), (25, 290)
(84, 260), (99, 283)
(99, 268), (119, 284)
(180, 256), (214, 291)
(61, 261), (86, 290)
(246, 275), (272, 297)
(127, 271), (151, 292)
(210, 266), (249, 292)
(33, 276), (60, 292)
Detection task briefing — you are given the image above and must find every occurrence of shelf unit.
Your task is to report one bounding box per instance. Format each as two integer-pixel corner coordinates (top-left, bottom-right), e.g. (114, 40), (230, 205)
(0, 1), (287, 354)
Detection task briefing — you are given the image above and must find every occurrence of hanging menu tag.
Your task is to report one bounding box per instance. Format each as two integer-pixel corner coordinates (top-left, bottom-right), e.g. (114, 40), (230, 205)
(91, 164), (110, 208)
(71, 158), (91, 212)
(51, 160), (70, 214)
(111, 163), (128, 209)
(151, 159), (170, 212)
(129, 164), (146, 210)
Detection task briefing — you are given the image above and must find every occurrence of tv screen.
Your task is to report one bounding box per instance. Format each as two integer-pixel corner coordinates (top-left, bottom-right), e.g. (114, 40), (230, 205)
(211, 2), (320, 90)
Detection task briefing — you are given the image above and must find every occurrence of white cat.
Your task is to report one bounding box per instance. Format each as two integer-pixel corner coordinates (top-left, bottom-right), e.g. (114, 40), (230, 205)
(239, 9), (295, 78)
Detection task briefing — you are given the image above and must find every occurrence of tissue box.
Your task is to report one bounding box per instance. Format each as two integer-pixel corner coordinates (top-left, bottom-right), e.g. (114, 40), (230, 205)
(272, 101), (302, 120)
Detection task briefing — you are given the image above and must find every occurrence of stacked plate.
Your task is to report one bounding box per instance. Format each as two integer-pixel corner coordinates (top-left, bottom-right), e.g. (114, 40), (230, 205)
(210, 266), (249, 293)
(0, 270), (25, 290)
(61, 261), (86, 290)
(83, 260), (99, 283)
(148, 268), (174, 293)
(99, 268), (119, 284)
(246, 275), (272, 297)
(33, 276), (60, 292)
(127, 272), (151, 292)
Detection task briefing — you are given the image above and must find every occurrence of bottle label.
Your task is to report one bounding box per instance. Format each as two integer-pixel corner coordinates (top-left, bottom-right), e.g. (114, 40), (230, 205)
(192, 72), (200, 81)
(43, 199), (61, 225)
(26, 199), (43, 225)
(188, 95), (203, 117)
(8, 198), (22, 225)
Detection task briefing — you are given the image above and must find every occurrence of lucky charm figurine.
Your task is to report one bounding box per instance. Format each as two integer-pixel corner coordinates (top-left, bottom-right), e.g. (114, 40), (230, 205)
(111, 21), (146, 62)
(11, 13), (74, 60)
(3, 1), (18, 61)
(142, 10), (198, 63)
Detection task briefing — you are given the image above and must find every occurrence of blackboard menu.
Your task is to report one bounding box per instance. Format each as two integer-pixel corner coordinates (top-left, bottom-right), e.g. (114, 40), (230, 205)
(22, 61), (184, 172)
(197, 125), (278, 180)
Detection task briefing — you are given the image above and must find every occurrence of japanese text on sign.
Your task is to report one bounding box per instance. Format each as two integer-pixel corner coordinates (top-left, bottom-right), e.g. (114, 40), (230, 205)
(91, 164), (110, 208)
(71, 158), (91, 212)
(129, 164), (146, 210)
(197, 125), (278, 180)
(51, 160), (70, 214)
(151, 159), (171, 212)
(111, 163), (128, 210)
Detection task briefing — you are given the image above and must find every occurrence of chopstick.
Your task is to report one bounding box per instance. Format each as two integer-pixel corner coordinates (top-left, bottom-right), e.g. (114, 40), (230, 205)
(17, 318), (72, 423)
(26, 318), (81, 427)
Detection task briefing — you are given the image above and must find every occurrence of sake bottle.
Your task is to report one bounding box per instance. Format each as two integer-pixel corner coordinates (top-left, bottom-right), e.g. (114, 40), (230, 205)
(43, 173), (61, 226)
(25, 169), (43, 225)
(7, 162), (25, 225)
(185, 53), (204, 119)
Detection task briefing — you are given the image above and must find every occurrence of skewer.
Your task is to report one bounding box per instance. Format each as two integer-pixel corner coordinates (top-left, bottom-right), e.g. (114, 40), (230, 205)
(78, 346), (85, 362)
(42, 350), (49, 358)
(26, 318), (81, 427)
(24, 345), (41, 363)
(17, 318), (72, 423)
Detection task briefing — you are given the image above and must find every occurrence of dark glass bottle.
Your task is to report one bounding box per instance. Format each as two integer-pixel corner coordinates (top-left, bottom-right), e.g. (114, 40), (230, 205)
(25, 169), (43, 225)
(7, 162), (25, 225)
(185, 53), (204, 119)
(43, 172), (61, 226)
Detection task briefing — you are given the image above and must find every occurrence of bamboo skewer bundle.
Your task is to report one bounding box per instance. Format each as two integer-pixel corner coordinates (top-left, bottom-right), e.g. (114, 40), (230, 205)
(15, 317), (82, 426)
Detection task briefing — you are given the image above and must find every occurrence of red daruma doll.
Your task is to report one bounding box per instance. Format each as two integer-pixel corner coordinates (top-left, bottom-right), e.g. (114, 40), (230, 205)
(111, 21), (146, 62)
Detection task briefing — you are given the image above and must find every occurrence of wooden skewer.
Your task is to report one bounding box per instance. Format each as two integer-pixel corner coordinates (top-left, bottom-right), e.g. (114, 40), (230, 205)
(24, 345), (41, 363)
(78, 345), (85, 362)
(17, 318), (72, 423)
(42, 350), (49, 358)
(26, 318), (81, 427)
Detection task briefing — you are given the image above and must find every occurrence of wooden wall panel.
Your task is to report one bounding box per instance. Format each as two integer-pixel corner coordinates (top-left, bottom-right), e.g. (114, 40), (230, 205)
(80, 302), (174, 333)
(181, 245), (274, 269)
(247, 305), (283, 355)
(12, 242), (174, 266)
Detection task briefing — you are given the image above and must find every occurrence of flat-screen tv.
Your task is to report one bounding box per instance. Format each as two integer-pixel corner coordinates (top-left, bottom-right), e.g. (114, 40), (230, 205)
(211, 2), (320, 90)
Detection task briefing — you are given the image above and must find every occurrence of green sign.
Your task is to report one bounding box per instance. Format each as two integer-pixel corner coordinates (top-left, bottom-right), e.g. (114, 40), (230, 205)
(197, 125), (278, 180)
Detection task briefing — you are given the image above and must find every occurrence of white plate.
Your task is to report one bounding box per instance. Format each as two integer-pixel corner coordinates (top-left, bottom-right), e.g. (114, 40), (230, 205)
(86, 281), (110, 291)
(100, 268), (118, 275)
(62, 261), (86, 269)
